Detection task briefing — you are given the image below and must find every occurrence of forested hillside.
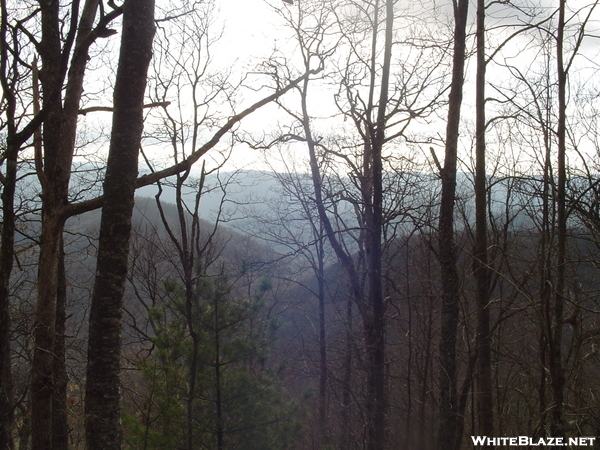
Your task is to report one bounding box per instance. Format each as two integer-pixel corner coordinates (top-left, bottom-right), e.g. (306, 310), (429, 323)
(1, 0), (600, 449)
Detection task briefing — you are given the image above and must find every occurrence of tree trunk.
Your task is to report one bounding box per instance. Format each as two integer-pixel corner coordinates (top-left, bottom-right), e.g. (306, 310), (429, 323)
(339, 297), (353, 450)
(317, 235), (329, 449)
(550, 0), (566, 435)
(32, 2), (101, 449)
(474, 0), (494, 440)
(52, 243), (69, 450)
(84, 1), (155, 449)
(437, 0), (469, 447)
(0, 128), (17, 450)
(0, 2), (18, 442)
(362, 0), (393, 447)
(214, 292), (224, 450)
(31, 2), (64, 447)
(302, 0), (393, 443)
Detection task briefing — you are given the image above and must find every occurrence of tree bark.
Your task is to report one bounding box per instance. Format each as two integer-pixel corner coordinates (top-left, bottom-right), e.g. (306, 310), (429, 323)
(474, 0), (494, 440)
(0, 148), (16, 450)
(362, 1), (393, 448)
(317, 235), (329, 449)
(0, 105), (16, 450)
(437, 0), (469, 448)
(84, 1), (155, 449)
(52, 243), (69, 450)
(550, 0), (566, 435)
(32, 2), (101, 449)
(31, 2), (65, 447)
(0, 2), (17, 446)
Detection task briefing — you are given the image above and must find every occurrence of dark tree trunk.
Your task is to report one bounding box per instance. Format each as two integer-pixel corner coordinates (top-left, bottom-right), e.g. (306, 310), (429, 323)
(317, 236), (329, 448)
(550, 0), (566, 435)
(437, 0), (469, 448)
(32, 2), (101, 449)
(32, 1), (64, 446)
(0, 167), (16, 450)
(0, 124), (17, 450)
(340, 298), (354, 450)
(474, 0), (494, 440)
(0, 2), (17, 443)
(84, 1), (155, 449)
(52, 244), (69, 450)
(302, 2), (393, 447)
(214, 293), (224, 450)
(362, 1), (393, 448)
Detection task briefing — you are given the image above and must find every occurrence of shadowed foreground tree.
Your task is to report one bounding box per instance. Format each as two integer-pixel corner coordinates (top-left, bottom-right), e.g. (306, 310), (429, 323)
(474, 0), (493, 439)
(436, 0), (469, 447)
(84, 1), (155, 449)
(0, 0), (319, 446)
(30, 1), (123, 448)
(82, 1), (323, 447)
(0, 0), (24, 445)
(1, 4), (322, 445)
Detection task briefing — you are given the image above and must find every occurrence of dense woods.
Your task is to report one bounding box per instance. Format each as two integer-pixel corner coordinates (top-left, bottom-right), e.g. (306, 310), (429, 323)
(1, 0), (600, 449)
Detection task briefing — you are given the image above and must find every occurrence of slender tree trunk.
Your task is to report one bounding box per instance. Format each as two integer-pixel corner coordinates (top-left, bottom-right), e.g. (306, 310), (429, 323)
(316, 234), (329, 448)
(155, 164), (203, 450)
(362, 1), (393, 447)
(214, 291), (224, 450)
(186, 284), (199, 450)
(418, 295), (434, 450)
(296, 3), (393, 448)
(299, 55), (362, 450)
(84, 1), (155, 449)
(405, 241), (413, 448)
(474, 0), (494, 440)
(537, 55), (554, 440)
(550, 0), (567, 435)
(340, 298), (353, 450)
(437, 0), (469, 448)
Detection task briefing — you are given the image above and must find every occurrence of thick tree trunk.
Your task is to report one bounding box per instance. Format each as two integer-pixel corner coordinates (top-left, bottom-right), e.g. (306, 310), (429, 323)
(0, 140), (17, 450)
(31, 2), (64, 447)
(32, 2), (100, 449)
(437, 0), (469, 448)
(32, 214), (62, 450)
(84, 1), (155, 449)
(52, 244), (69, 450)
(0, 5), (17, 439)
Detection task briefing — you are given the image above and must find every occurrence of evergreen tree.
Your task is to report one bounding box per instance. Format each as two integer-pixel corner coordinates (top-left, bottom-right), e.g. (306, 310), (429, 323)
(124, 273), (303, 450)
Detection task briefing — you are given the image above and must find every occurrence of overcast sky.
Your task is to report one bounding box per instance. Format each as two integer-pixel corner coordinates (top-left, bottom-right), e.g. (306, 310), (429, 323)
(145, 0), (600, 176)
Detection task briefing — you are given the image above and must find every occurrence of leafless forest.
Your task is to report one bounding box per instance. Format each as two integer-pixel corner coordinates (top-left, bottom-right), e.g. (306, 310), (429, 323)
(1, 0), (600, 449)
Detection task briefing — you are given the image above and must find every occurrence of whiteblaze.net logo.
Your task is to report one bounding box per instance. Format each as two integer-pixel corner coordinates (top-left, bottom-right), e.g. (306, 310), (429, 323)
(471, 436), (597, 447)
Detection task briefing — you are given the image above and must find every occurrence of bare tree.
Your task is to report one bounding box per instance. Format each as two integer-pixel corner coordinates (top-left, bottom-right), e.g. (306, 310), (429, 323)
(436, 0), (469, 447)
(31, 2), (121, 448)
(267, 1), (450, 448)
(84, 1), (155, 449)
(0, 0), (322, 447)
(473, 0), (493, 439)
